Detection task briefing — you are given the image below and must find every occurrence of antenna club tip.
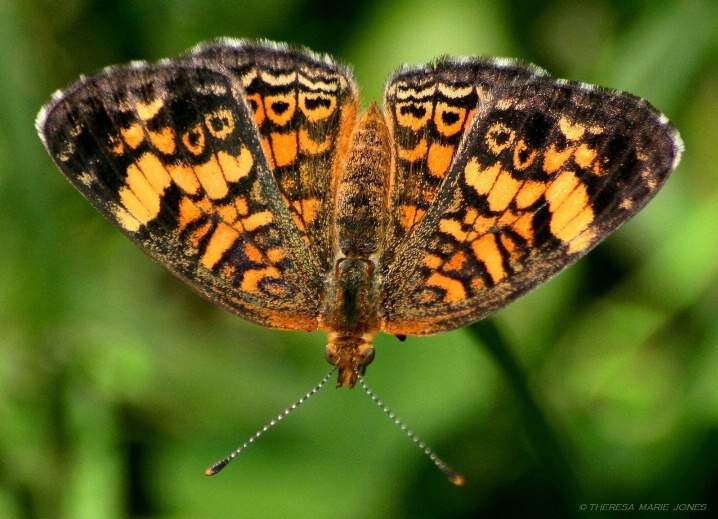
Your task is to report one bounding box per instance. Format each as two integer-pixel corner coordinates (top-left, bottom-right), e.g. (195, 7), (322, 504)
(204, 467), (217, 476)
(449, 473), (465, 487)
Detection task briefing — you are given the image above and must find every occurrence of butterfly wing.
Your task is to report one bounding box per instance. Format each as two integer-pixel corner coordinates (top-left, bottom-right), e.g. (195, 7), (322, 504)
(186, 40), (359, 273)
(379, 60), (682, 335)
(380, 58), (547, 268)
(38, 62), (328, 330)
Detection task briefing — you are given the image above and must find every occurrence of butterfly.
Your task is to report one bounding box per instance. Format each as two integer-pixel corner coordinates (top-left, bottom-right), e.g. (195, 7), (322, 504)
(36, 39), (682, 482)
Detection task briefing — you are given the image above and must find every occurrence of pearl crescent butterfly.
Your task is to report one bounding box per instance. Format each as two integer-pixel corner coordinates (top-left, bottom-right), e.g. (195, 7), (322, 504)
(37, 38), (683, 482)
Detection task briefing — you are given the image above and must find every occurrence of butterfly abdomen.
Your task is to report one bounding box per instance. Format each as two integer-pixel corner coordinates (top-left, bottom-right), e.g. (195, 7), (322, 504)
(334, 102), (391, 257)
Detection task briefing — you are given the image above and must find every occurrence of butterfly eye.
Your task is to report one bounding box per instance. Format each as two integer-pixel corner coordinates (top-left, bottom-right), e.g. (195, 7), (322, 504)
(358, 347), (375, 366)
(324, 346), (339, 366)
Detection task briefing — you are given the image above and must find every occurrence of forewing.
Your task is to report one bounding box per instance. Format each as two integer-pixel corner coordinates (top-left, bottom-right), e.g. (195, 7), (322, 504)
(380, 70), (682, 335)
(187, 39), (359, 272)
(38, 64), (322, 330)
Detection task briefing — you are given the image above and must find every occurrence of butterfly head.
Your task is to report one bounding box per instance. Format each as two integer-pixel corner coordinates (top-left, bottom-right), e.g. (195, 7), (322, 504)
(324, 333), (375, 388)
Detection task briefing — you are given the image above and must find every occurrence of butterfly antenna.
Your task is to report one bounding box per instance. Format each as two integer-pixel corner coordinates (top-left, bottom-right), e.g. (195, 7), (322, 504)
(205, 367), (337, 476)
(355, 372), (465, 486)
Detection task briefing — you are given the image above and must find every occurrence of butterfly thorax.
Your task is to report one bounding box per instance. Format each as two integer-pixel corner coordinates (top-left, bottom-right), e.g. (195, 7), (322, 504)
(321, 102), (391, 388)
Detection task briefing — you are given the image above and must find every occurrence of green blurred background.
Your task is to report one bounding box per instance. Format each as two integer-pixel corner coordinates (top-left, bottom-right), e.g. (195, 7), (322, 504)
(1, 0), (717, 517)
